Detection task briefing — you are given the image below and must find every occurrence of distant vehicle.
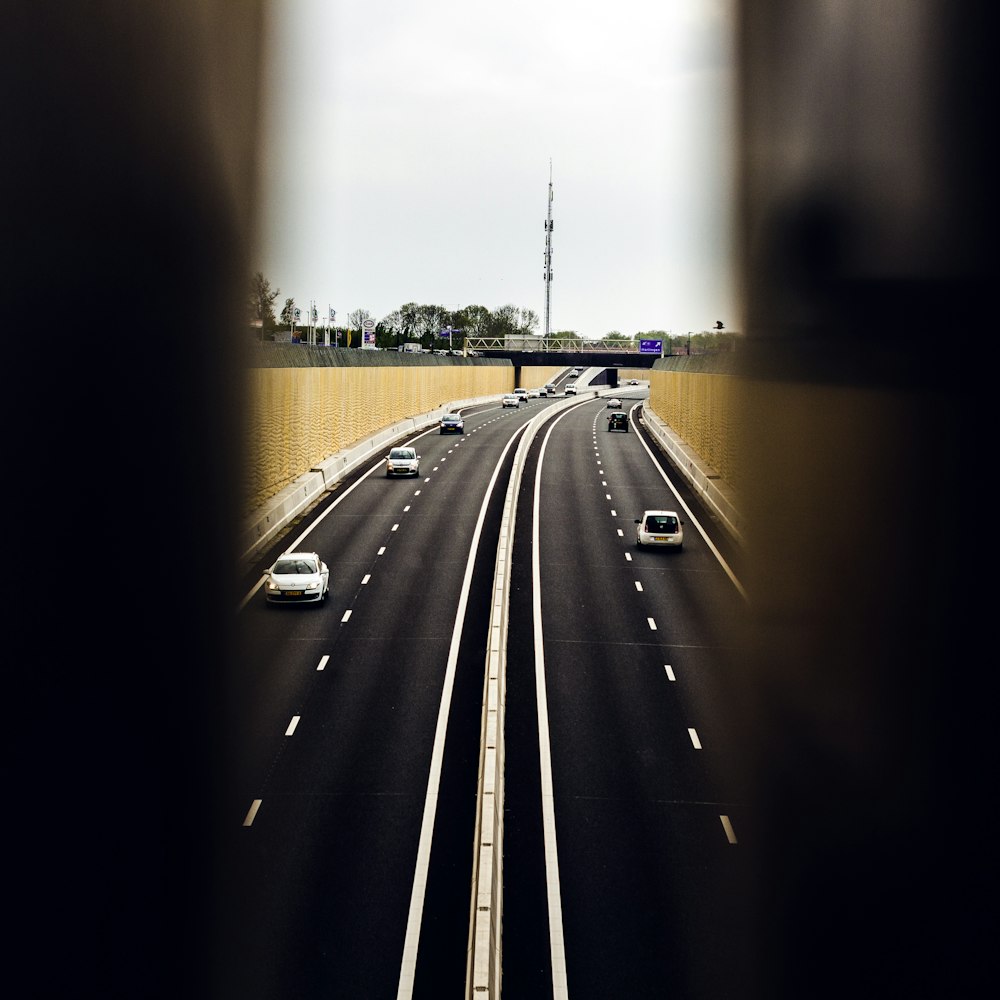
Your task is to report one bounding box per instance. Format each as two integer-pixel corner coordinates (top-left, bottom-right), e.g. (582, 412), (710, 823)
(385, 446), (420, 477)
(564, 383), (578, 395)
(527, 389), (540, 398)
(400, 342), (422, 353)
(627, 378), (640, 385)
(439, 413), (464, 434)
(434, 349), (449, 356)
(501, 394), (520, 408)
(264, 551), (330, 605)
(607, 411), (628, 432)
(634, 510), (684, 550)
(606, 398), (622, 408)
(544, 383), (557, 394)
(513, 388), (529, 400)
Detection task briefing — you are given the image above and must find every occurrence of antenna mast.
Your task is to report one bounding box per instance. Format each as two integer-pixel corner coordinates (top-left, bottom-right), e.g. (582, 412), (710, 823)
(543, 160), (554, 338)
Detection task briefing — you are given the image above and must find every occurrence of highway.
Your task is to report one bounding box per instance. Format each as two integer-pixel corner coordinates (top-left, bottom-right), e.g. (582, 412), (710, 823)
(214, 380), (754, 999)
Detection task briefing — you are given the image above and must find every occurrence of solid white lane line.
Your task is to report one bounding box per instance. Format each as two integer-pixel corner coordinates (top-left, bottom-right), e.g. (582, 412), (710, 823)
(664, 664), (675, 681)
(533, 418), (571, 1000)
(362, 574), (371, 585)
(243, 800), (262, 827)
(285, 716), (300, 736)
(631, 414), (747, 600)
(721, 815), (738, 844)
(317, 655), (329, 671)
(341, 610), (352, 623)
(396, 422), (528, 1000)
(688, 728), (702, 749)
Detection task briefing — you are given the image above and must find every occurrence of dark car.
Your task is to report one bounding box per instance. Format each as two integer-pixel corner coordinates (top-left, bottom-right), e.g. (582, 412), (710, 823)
(439, 413), (465, 434)
(607, 411), (628, 432)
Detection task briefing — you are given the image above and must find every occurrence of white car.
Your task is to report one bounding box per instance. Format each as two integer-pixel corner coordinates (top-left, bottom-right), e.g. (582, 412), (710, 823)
(634, 510), (684, 550)
(527, 389), (540, 398)
(265, 551), (330, 604)
(513, 388), (528, 400)
(501, 394), (520, 408)
(606, 398), (622, 408)
(385, 446), (420, 477)
(627, 379), (640, 385)
(564, 383), (578, 395)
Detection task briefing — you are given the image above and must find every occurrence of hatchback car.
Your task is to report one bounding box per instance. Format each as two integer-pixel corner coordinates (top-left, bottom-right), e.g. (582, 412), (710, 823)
(265, 551), (330, 604)
(606, 398), (622, 408)
(634, 510), (684, 549)
(439, 413), (464, 434)
(607, 411), (628, 432)
(501, 394), (520, 408)
(385, 446), (420, 477)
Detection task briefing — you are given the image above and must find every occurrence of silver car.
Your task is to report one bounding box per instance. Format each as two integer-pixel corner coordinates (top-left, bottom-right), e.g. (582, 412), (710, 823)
(265, 551), (330, 604)
(385, 446), (420, 477)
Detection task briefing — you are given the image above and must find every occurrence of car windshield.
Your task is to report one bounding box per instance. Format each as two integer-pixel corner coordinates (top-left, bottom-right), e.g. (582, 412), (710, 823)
(390, 449), (414, 459)
(275, 557), (316, 574)
(647, 516), (678, 532)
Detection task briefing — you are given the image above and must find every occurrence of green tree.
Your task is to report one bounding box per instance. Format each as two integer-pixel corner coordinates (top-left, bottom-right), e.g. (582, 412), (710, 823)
(249, 271), (279, 339)
(280, 298), (297, 327)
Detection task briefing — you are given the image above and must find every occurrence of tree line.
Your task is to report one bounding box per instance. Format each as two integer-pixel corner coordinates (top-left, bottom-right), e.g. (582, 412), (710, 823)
(248, 272), (738, 353)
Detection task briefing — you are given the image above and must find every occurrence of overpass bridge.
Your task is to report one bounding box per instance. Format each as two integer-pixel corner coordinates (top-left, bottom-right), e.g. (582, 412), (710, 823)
(464, 336), (664, 371)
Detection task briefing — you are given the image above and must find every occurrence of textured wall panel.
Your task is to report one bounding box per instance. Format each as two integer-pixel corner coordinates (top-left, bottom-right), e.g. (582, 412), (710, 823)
(244, 365), (513, 512)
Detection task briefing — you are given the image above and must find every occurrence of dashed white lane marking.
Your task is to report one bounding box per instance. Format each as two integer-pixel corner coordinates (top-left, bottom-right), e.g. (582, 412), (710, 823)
(611, 509), (617, 517)
(285, 716), (300, 736)
(606, 493), (612, 500)
(243, 800), (262, 827)
(362, 574), (371, 585)
(625, 553), (633, 564)
(424, 477), (431, 482)
(403, 505), (410, 511)
(414, 490), (421, 495)
(317, 655), (329, 671)
(602, 480), (607, 486)
(634, 581), (643, 592)
(648, 617), (657, 630)
(688, 728), (702, 749)
(721, 815), (738, 844)
(392, 523), (399, 532)
(378, 546), (386, 556)
(341, 610), (352, 623)
(664, 664), (675, 681)
(617, 528), (623, 536)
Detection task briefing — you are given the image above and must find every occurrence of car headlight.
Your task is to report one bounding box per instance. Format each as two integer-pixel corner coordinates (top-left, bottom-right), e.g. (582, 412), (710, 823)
(266, 578), (280, 591)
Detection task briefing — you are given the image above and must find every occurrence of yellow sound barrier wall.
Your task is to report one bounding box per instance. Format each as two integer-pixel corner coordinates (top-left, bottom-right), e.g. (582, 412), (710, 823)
(243, 364), (513, 513)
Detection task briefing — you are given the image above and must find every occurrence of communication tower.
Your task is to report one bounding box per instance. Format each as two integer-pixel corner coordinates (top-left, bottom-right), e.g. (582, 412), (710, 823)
(543, 161), (554, 338)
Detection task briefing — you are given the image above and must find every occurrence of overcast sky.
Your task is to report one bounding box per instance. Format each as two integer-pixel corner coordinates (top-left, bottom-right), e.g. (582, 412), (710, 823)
(257, 0), (738, 339)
